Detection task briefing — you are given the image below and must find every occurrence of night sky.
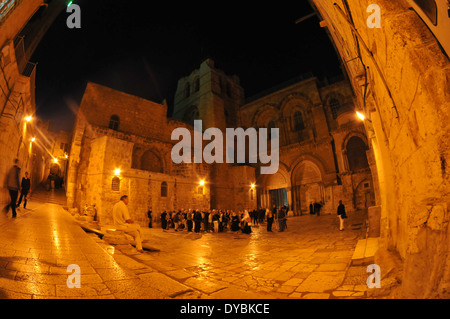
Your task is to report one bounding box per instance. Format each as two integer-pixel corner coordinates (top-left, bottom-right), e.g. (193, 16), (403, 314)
(31, 0), (343, 132)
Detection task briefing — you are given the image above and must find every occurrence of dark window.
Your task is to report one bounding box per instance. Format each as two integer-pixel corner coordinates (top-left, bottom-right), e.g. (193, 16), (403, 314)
(112, 177), (120, 191)
(184, 82), (191, 98)
(250, 189), (254, 200)
(293, 111), (305, 131)
(109, 115), (120, 130)
(161, 182), (168, 197)
(198, 186), (203, 194)
(414, 0), (438, 25)
(193, 77), (200, 92)
(329, 98), (340, 119)
(346, 136), (370, 171)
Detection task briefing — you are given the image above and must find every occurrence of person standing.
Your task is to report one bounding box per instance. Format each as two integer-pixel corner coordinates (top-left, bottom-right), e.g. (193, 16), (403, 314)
(5, 159), (21, 218)
(337, 200), (347, 231)
(309, 202), (314, 215)
(160, 211), (168, 230)
(278, 206), (286, 232)
(186, 209), (193, 232)
(17, 171), (31, 209)
(194, 210), (202, 233)
(230, 212), (240, 232)
(112, 195), (143, 252)
(147, 210), (153, 228)
(266, 208), (274, 232)
(314, 201), (322, 216)
(241, 210), (252, 234)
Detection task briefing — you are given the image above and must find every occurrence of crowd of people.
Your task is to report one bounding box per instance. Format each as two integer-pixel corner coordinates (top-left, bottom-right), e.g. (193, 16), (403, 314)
(158, 205), (290, 234)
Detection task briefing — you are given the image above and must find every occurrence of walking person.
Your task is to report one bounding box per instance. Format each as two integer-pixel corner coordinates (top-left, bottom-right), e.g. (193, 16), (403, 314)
(17, 171), (31, 209)
(4, 159), (21, 218)
(112, 195), (144, 252)
(337, 200), (347, 231)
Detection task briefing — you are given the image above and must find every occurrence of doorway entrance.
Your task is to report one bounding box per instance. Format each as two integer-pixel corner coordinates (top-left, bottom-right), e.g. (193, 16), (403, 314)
(269, 188), (288, 208)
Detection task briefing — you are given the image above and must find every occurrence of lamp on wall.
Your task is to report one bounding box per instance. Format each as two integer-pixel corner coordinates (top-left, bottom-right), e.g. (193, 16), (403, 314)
(114, 168), (121, 176)
(356, 111), (366, 121)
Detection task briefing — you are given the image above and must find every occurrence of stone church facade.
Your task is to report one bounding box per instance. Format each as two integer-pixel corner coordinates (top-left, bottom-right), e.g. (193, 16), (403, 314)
(67, 59), (376, 226)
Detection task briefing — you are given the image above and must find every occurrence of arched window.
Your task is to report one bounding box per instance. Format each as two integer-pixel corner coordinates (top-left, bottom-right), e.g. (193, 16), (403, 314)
(184, 82), (191, 98)
(346, 136), (369, 171)
(141, 150), (164, 173)
(193, 77), (200, 92)
(329, 98), (340, 119)
(293, 111), (305, 131)
(109, 115), (120, 130)
(112, 176), (120, 192)
(161, 182), (168, 197)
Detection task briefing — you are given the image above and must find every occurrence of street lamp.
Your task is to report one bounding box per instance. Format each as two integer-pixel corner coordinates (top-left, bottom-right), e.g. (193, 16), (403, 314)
(25, 116), (32, 122)
(356, 111), (366, 121)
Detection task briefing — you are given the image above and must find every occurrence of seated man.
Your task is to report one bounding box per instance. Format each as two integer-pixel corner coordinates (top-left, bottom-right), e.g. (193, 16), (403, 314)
(112, 195), (143, 252)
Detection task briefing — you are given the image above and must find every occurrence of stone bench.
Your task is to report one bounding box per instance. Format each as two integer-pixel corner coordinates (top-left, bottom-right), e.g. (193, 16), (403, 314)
(101, 227), (134, 245)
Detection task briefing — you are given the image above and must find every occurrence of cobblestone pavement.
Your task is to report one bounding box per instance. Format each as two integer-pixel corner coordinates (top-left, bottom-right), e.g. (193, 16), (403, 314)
(0, 198), (371, 299)
(136, 211), (371, 299)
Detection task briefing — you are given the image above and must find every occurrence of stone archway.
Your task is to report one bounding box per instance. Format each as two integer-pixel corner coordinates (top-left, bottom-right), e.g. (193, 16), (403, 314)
(291, 160), (324, 214)
(310, 0), (450, 298)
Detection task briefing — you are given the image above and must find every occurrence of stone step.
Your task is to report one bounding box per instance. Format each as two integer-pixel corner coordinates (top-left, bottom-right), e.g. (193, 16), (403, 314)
(351, 237), (380, 266)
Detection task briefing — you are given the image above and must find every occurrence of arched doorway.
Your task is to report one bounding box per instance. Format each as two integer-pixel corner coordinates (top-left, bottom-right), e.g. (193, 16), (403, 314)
(291, 160), (324, 214)
(258, 169), (290, 210)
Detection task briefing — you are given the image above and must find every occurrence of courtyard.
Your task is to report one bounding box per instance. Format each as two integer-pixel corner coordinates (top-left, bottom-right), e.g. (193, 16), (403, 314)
(0, 193), (375, 299)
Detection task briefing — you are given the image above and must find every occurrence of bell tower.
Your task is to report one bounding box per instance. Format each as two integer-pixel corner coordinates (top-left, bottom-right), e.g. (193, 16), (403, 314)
(172, 58), (244, 131)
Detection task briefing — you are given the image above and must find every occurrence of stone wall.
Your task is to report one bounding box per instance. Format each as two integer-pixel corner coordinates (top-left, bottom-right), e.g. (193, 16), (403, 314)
(0, 38), (46, 208)
(311, 0), (450, 297)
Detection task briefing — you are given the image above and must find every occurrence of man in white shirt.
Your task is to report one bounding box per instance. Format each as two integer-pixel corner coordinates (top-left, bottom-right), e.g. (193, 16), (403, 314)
(112, 195), (143, 252)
